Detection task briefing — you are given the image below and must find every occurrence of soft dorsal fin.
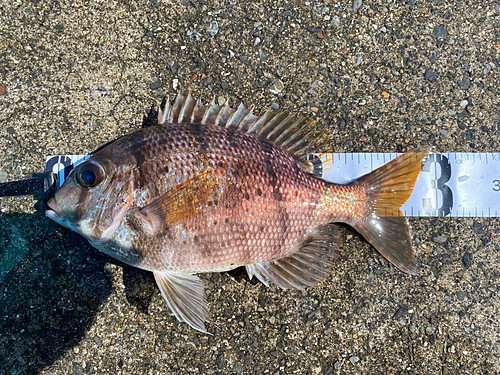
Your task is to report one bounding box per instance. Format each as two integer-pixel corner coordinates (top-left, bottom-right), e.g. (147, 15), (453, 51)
(158, 91), (333, 173)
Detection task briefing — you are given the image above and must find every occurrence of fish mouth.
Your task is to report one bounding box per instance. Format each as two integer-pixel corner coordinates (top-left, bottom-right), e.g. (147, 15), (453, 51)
(45, 197), (67, 221)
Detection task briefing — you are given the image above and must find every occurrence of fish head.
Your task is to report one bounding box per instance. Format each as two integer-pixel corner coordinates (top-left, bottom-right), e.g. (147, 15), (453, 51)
(46, 154), (135, 245)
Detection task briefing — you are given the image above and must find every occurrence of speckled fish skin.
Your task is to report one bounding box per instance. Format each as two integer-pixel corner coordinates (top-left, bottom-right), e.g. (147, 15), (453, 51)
(46, 92), (428, 333)
(104, 123), (345, 272)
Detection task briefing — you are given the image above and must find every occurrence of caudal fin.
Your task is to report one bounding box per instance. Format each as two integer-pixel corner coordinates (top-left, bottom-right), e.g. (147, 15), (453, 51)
(351, 147), (429, 274)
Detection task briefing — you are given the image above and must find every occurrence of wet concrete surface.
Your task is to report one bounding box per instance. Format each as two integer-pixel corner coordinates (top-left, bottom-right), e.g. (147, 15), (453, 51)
(0, 0), (499, 374)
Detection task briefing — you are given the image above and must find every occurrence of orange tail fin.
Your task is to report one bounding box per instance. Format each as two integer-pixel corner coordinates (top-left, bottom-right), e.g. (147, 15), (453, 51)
(350, 147), (429, 274)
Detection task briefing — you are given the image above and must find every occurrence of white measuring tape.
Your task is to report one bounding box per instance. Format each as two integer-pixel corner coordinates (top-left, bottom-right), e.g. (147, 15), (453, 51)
(45, 152), (500, 218)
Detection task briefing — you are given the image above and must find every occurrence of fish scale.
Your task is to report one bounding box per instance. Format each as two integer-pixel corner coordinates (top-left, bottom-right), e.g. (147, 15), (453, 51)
(120, 123), (331, 273)
(46, 91), (428, 333)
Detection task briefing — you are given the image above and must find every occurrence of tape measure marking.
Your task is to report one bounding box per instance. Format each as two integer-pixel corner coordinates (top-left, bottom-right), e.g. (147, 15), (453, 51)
(322, 152), (500, 218)
(46, 152), (500, 218)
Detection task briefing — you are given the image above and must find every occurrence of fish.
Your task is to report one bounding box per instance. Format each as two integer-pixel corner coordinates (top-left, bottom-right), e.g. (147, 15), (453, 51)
(45, 91), (429, 333)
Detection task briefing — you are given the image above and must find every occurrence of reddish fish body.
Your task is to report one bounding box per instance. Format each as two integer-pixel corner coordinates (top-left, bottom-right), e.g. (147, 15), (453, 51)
(46, 92), (428, 332)
(106, 123), (352, 273)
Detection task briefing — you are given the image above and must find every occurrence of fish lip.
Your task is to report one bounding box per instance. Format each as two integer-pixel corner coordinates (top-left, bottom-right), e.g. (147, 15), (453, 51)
(45, 197), (67, 220)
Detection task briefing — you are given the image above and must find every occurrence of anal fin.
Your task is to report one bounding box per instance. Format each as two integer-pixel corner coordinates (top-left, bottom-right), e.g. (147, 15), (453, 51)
(246, 224), (341, 290)
(153, 271), (210, 333)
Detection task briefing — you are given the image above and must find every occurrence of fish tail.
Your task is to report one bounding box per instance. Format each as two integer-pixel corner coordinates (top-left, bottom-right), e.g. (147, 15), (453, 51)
(350, 147), (429, 274)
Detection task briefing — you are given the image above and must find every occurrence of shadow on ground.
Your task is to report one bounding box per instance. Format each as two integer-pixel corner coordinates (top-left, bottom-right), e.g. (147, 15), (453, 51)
(0, 208), (157, 374)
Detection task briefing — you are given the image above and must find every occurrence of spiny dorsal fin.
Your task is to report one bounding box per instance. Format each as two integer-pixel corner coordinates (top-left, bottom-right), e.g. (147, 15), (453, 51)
(157, 91), (333, 162)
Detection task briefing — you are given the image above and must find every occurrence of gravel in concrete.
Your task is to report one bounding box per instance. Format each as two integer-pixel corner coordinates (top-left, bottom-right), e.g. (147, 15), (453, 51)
(0, 1), (499, 374)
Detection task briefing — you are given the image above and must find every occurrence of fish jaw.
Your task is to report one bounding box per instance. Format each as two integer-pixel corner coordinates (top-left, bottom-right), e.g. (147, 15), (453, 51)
(46, 197), (79, 233)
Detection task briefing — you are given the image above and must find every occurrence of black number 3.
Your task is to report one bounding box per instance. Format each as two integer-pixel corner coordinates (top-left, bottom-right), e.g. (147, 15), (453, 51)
(493, 179), (500, 192)
(421, 154), (453, 216)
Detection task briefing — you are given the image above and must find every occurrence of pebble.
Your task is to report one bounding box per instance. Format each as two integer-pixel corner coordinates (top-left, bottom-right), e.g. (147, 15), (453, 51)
(431, 26), (448, 38)
(73, 364), (84, 375)
(150, 82), (163, 90)
(269, 80), (284, 95)
(239, 55), (248, 62)
(259, 49), (267, 61)
(322, 366), (332, 374)
(456, 291), (466, 301)
(460, 100), (468, 108)
(424, 69), (437, 82)
(462, 130), (474, 141)
(393, 306), (408, 320)
(462, 252), (470, 267)
(93, 336), (102, 347)
(429, 334), (436, 345)
(270, 102), (280, 110)
(208, 20), (219, 36)
(334, 361), (341, 369)
(0, 86), (5, 95)
(324, 327), (334, 335)
(0, 171), (7, 182)
(353, 0), (363, 12)
(432, 235), (447, 243)
(409, 325), (416, 333)
(430, 314), (437, 324)
(426, 327), (436, 335)
(332, 16), (340, 27)
(439, 129), (448, 137)
(349, 356), (360, 364)
(472, 221), (485, 234)
(458, 74), (470, 89)
(495, 4), (500, 13)
(308, 61), (316, 68)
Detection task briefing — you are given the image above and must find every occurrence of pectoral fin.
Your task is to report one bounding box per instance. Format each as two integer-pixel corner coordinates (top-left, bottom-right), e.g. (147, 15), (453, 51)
(153, 271), (210, 333)
(132, 168), (227, 234)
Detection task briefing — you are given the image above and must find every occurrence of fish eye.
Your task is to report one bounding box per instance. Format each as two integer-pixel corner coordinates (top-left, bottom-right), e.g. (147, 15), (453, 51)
(75, 161), (105, 188)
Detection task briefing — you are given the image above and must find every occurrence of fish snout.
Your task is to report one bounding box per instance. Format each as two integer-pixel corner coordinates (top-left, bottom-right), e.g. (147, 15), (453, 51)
(45, 197), (67, 220)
